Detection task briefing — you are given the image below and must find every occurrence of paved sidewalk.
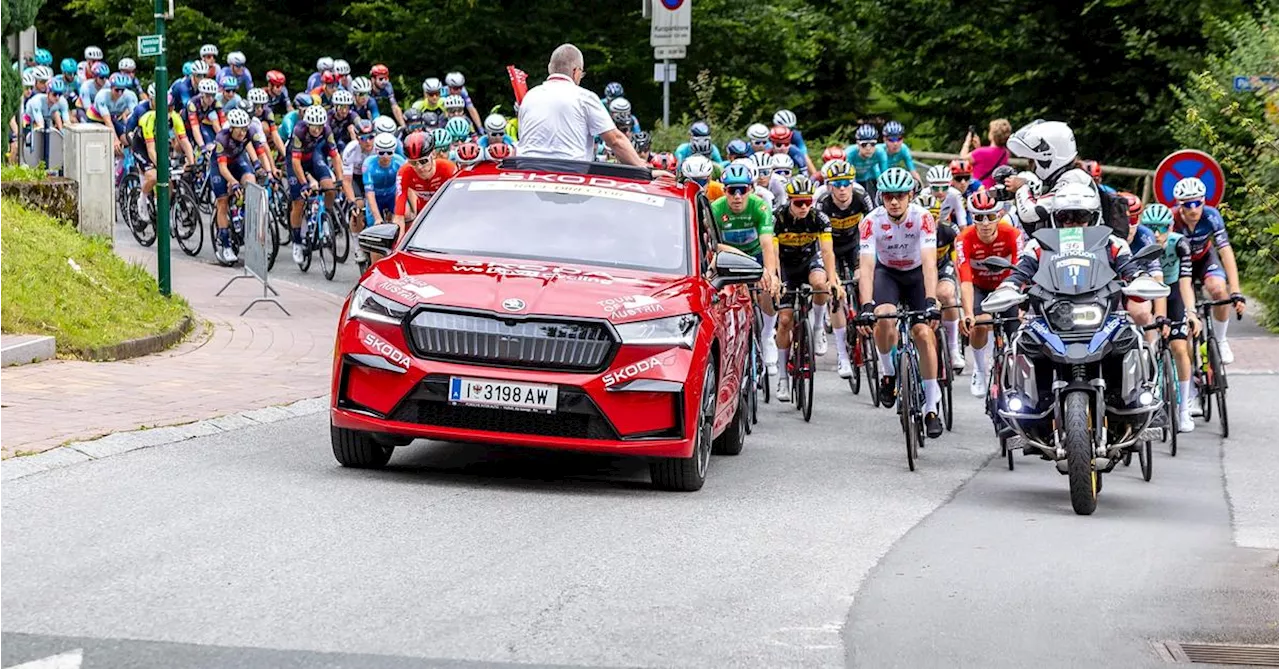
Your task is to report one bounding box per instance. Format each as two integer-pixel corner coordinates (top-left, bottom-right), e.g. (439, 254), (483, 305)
(0, 248), (346, 458)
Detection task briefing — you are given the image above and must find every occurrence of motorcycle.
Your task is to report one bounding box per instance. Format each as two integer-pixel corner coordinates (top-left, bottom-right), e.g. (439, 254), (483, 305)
(979, 227), (1168, 515)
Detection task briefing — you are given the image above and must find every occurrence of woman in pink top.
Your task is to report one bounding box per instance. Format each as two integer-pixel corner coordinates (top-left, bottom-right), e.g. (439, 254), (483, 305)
(960, 118), (1012, 189)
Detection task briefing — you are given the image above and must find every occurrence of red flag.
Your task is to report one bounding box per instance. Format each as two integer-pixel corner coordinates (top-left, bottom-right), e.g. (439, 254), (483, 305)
(507, 65), (529, 104)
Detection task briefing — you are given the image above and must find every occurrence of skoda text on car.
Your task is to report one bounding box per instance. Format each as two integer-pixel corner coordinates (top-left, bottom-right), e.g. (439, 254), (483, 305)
(330, 158), (763, 490)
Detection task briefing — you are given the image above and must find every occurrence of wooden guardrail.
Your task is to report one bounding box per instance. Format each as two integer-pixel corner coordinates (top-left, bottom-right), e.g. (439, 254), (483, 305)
(912, 150), (1156, 203)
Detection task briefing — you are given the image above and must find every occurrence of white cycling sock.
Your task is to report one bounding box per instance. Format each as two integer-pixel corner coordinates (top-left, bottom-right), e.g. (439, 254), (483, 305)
(924, 379), (941, 413)
(944, 318), (960, 351)
(762, 312), (777, 338)
(779, 348), (789, 375)
(1214, 318), (1229, 342)
(974, 341), (992, 374)
(834, 327), (849, 362)
(1179, 380), (1192, 411)
(879, 350), (895, 377)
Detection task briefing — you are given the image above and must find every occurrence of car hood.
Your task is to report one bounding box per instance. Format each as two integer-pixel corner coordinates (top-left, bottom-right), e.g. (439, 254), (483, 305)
(363, 253), (700, 322)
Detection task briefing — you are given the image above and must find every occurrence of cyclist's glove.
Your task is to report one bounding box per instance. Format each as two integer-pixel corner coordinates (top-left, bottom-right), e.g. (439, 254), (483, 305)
(857, 302), (876, 326)
(923, 297), (941, 322)
(1231, 292), (1247, 305)
(1154, 316), (1172, 329)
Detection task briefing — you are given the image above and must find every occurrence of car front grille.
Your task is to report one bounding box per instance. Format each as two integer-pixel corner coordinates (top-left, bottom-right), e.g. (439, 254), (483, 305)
(388, 375), (619, 440)
(407, 310), (615, 372)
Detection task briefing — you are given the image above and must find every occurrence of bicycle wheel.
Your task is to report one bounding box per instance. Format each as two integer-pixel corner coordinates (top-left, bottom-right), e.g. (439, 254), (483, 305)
(332, 201), (351, 264)
(936, 330), (954, 431)
(792, 320), (807, 414)
(862, 335), (880, 407)
(266, 206), (281, 271)
(172, 183), (203, 257)
(1138, 439), (1154, 482)
(318, 208), (338, 281)
(746, 335), (759, 429)
(1161, 348), (1178, 456)
(1205, 337), (1229, 437)
(273, 188), (292, 246)
(802, 319), (816, 423)
(848, 327), (862, 394)
(899, 349), (920, 471)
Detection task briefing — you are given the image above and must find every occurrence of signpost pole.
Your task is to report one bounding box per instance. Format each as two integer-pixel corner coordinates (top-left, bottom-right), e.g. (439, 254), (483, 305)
(662, 59), (670, 128)
(152, 1), (171, 296)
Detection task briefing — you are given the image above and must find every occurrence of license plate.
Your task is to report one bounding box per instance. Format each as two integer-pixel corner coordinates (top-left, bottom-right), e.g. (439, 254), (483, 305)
(448, 376), (558, 413)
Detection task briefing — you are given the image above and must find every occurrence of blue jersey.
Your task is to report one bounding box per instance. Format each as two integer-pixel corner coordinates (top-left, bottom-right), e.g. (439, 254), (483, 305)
(371, 80), (398, 108)
(353, 98), (380, 121)
(362, 154), (405, 195)
(1128, 223), (1161, 274)
(1174, 205), (1229, 261)
(881, 142), (915, 172)
(846, 144), (888, 183)
(112, 72), (144, 98)
(267, 86), (292, 116)
(289, 121), (337, 161)
(306, 71), (325, 91)
(791, 128), (808, 155)
(218, 66), (254, 92)
(125, 99), (152, 133)
(78, 79), (105, 108)
(280, 110), (300, 141)
(674, 142), (724, 165)
(168, 78), (197, 112)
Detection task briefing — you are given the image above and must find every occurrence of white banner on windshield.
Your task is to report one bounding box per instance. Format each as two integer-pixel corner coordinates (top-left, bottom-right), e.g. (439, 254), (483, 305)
(465, 180), (666, 207)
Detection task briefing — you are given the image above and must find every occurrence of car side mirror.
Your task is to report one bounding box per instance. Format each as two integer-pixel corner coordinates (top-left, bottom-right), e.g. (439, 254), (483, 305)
(711, 250), (763, 289)
(974, 256), (1014, 271)
(358, 224), (399, 257)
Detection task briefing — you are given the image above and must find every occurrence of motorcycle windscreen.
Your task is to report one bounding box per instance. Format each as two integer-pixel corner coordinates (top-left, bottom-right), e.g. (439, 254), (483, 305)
(1031, 227), (1116, 296)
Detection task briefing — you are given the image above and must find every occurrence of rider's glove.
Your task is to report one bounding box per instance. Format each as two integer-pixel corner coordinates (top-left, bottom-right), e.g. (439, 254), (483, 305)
(1154, 316), (1172, 329)
(923, 297), (941, 322)
(1231, 292), (1247, 305)
(857, 302), (876, 326)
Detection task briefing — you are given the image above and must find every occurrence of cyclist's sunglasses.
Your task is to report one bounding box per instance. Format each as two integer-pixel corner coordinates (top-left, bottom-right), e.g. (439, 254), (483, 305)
(726, 185), (751, 196)
(774, 142), (790, 150)
(1179, 200), (1204, 209)
(750, 139), (769, 147)
(857, 141), (876, 148)
(425, 90), (439, 96)
(358, 133), (374, 141)
(410, 157), (432, 166)
(974, 213), (1000, 223)
(790, 198), (813, 207)
(885, 135), (903, 142)
(772, 168), (792, 176)
(376, 149), (396, 156)
(1147, 224), (1172, 232)
(487, 131), (505, 138)
(953, 175), (972, 181)
(828, 179), (852, 188)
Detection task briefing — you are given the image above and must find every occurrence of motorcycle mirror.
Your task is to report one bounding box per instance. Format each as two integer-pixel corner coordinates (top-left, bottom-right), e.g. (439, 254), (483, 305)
(974, 256), (1014, 271)
(1130, 243), (1163, 263)
(1121, 276), (1171, 301)
(980, 288), (1027, 313)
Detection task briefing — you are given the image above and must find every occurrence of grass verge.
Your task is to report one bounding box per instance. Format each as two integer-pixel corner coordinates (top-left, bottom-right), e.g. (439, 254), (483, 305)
(1, 198), (191, 355)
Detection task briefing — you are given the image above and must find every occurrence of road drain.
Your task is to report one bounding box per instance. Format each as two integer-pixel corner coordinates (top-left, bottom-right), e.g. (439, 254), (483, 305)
(1157, 641), (1279, 666)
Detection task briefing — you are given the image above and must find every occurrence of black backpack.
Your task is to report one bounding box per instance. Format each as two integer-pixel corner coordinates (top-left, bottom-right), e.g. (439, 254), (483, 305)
(1096, 188), (1131, 239)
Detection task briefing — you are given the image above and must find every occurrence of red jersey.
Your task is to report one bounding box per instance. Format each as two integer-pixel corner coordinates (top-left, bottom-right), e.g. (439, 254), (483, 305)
(956, 221), (1022, 290)
(394, 159), (457, 216)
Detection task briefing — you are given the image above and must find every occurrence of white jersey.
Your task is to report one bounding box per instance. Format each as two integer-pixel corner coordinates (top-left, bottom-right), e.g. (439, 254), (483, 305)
(859, 203), (938, 271)
(754, 184), (775, 209)
(342, 141), (373, 177)
(938, 186), (968, 229)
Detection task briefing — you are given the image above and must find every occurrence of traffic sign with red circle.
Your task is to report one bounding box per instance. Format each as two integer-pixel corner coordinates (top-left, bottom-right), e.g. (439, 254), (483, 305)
(1154, 149), (1225, 207)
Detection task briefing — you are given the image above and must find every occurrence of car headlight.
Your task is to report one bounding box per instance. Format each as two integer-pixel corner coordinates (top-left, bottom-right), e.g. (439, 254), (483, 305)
(614, 314), (700, 349)
(349, 285), (410, 325)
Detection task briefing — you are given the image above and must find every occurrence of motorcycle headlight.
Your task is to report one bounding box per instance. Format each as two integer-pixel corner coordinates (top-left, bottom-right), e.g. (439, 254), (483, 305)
(1048, 301), (1076, 331)
(1071, 304), (1104, 327)
(349, 285), (410, 325)
(614, 314), (700, 348)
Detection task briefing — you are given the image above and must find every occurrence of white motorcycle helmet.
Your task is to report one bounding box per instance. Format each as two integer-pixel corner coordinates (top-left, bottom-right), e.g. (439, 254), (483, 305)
(1048, 182), (1102, 228)
(1007, 120), (1077, 182)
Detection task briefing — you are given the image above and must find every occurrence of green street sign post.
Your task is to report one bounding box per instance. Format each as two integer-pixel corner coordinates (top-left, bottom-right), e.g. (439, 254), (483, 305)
(140, 17), (171, 295)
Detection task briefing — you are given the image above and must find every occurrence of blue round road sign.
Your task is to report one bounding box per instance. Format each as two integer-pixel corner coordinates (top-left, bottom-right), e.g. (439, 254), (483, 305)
(1154, 149), (1224, 208)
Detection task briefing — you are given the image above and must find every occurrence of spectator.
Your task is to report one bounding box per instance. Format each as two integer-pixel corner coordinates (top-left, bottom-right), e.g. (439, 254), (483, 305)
(960, 118), (1012, 189)
(517, 43), (644, 166)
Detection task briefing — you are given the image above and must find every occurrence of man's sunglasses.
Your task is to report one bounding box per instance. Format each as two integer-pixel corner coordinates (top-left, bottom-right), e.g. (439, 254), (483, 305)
(829, 179), (852, 188)
(930, 185), (948, 191)
(774, 143), (790, 150)
(358, 134), (374, 141)
(858, 141), (876, 148)
(376, 150), (396, 156)
(1179, 200), (1204, 210)
(773, 169), (792, 176)
(487, 131), (505, 138)
(885, 135), (903, 142)
(726, 185), (751, 196)
(790, 198), (813, 207)
(954, 175), (971, 181)
(974, 213), (1001, 223)
(410, 158), (432, 166)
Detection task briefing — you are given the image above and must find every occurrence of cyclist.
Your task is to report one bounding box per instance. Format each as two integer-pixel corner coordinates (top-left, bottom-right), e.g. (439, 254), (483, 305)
(772, 109), (807, 155)
(1118, 191), (1161, 336)
(650, 152), (677, 172)
(89, 74), (139, 153)
(949, 159), (980, 198)
(278, 92), (313, 140)
(675, 122), (723, 164)
(856, 167), (943, 437)
(132, 102), (197, 225)
(925, 164), (962, 226)
(247, 88), (287, 158)
(329, 89), (360, 150)
(125, 82), (156, 134)
(880, 121), (921, 184)
(846, 124), (887, 200)
(307, 57), (333, 91)
(349, 77), (380, 120)
(220, 52), (253, 91)
(58, 58), (80, 109)
(713, 162), (782, 370)
(454, 141), (484, 168)
(77, 62), (110, 122)
(358, 132), (404, 251)
(198, 44), (220, 76)
(680, 155), (721, 200)
(444, 116), (474, 149)
(264, 70), (291, 117)
(444, 72), (483, 131)
(442, 94), (470, 129)
(168, 61), (199, 113)
(1171, 177), (1246, 364)
(114, 58), (143, 98)
(309, 71), (340, 109)
(24, 77), (69, 131)
(332, 59), (352, 90)
(749, 152), (776, 207)
(430, 127), (451, 158)
(217, 75), (242, 114)
(393, 131), (456, 235)
(76, 45), (104, 83)
(767, 153), (795, 203)
(288, 105), (353, 265)
(606, 97), (642, 134)
(486, 141), (514, 162)
(956, 191), (1022, 396)
(209, 109), (261, 264)
(411, 77), (444, 115)
(815, 159), (874, 377)
(746, 123), (771, 154)
(723, 138), (751, 166)
(632, 131), (652, 164)
(1141, 203), (1199, 432)
(769, 125), (818, 177)
(601, 82), (625, 109)
(772, 174), (844, 401)
(477, 113), (514, 150)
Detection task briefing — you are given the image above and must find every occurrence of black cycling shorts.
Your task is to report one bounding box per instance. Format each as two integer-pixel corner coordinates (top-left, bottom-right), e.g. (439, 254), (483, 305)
(938, 260), (958, 287)
(779, 253), (825, 309)
(973, 285), (1019, 337)
(1167, 286), (1188, 340)
(872, 263), (927, 313)
(1191, 245), (1228, 282)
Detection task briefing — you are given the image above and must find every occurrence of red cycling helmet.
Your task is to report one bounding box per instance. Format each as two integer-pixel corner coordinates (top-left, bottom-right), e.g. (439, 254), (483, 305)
(822, 145), (845, 163)
(265, 70), (285, 86)
(1081, 159), (1102, 180)
(650, 152), (677, 171)
(321, 71), (337, 85)
(949, 159), (972, 177)
(967, 190), (1000, 215)
(455, 142), (483, 163)
(1119, 191), (1143, 224)
(486, 142), (514, 161)
(370, 64), (389, 78)
(403, 131), (432, 161)
(769, 125), (793, 145)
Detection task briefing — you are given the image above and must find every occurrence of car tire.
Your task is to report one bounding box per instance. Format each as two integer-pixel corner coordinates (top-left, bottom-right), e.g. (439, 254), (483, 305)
(331, 424), (394, 468)
(713, 376), (747, 456)
(650, 363), (717, 491)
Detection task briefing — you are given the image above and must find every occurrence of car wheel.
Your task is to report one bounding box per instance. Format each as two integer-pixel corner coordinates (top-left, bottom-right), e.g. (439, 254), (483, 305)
(331, 424), (394, 468)
(713, 374), (747, 456)
(650, 362), (716, 491)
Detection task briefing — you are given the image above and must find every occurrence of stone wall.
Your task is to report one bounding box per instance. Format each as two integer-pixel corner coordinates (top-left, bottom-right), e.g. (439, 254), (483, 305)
(0, 177), (79, 228)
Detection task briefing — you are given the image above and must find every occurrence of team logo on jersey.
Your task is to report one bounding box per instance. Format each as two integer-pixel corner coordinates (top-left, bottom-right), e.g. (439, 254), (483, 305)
(922, 213), (936, 233)
(722, 214), (729, 223)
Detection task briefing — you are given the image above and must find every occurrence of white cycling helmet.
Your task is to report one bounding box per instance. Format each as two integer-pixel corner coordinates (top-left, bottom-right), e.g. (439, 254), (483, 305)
(85, 46), (104, 60)
(147, 82), (157, 99)
(1173, 177), (1207, 201)
(32, 66), (51, 81)
(118, 57), (136, 72)
(915, 190), (938, 210)
(21, 70), (35, 87)
(227, 51), (246, 66)
(483, 113), (506, 133)
(350, 76), (372, 94)
(332, 89), (354, 106)
(333, 59), (350, 76)
(769, 153), (795, 171)
(773, 109), (797, 128)
(373, 132), (398, 152)
(226, 108), (251, 128)
(373, 115), (398, 134)
(1049, 181), (1102, 228)
(197, 78), (219, 95)
(199, 44), (218, 57)
(926, 164), (951, 186)
(681, 155), (715, 180)
(749, 151), (773, 176)
(246, 87), (269, 105)
(303, 105), (328, 126)
(444, 71), (465, 88)
(443, 94), (465, 111)
(1007, 119), (1077, 181)
(316, 56), (333, 71)
(608, 97), (632, 116)
(746, 123), (770, 142)
(423, 77), (441, 93)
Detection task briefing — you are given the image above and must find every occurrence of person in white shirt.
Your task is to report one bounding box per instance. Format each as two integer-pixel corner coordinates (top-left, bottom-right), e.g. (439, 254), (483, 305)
(517, 44), (645, 166)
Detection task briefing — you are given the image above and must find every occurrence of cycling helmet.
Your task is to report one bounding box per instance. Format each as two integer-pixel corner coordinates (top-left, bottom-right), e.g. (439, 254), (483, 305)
(321, 71), (337, 85)
(689, 121), (711, 138)
(650, 152), (677, 171)
(370, 64), (389, 78)
(218, 75), (237, 90)
(403, 131), (433, 160)
(199, 44), (218, 58)
(225, 109), (250, 128)
(266, 70), (285, 86)
(822, 145), (845, 163)
(355, 118), (373, 135)
(146, 82), (156, 99)
(115, 57), (135, 72)
(483, 113), (506, 133)
(198, 79), (219, 95)
(330, 59), (348, 76)
(486, 142), (514, 161)
(769, 125), (793, 145)
(1140, 203), (1175, 229)
(1119, 191), (1143, 223)
(373, 115), (398, 134)
(443, 94), (465, 111)
(608, 97), (632, 116)
(61, 58), (78, 75)
(926, 164), (951, 186)
(455, 141), (483, 166)
(746, 123), (770, 142)
(293, 92), (313, 108)
(316, 56), (333, 71)
(949, 159), (972, 176)
(968, 191), (1000, 215)
(85, 46), (104, 60)
(1007, 119), (1077, 181)
(632, 131), (652, 152)
(689, 136), (712, 156)
(444, 71), (465, 88)
(49, 78), (66, 95)
(404, 108), (423, 126)
(681, 155), (715, 181)
(446, 116), (472, 140)
(349, 76), (371, 95)
(769, 153), (795, 171)
(1050, 182), (1102, 228)
(915, 189), (938, 208)
(373, 132), (398, 152)
(185, 60), (200, 77)
(612, 112), (633, 130)
(1081, 159), (1102, 180)
(876, 167), (915, 194)
(32, 66), (51, 81)
(246, 87), (268, 105)
(421, 111), (441, 129)
(34, 48), (52, 66)
(20, 70), (35, 87)
(854, 124), (877, 142)
(785, 174), (815, 198)
(725, 138), (750, 159)
(883, 120), (904, 137)
(92, 62), (110, 78)
(749, 152), (773, 176)
(604, 82), (624, 99)
(423, 77), (441, 93)
(303, 105), (328, 126)
(773, 109), (797, 128)
(721, 163), (753, 187)
(227, 52), (246, 67)
(1173, 177), (1206, 201)
(823, 159), (855, 181)
(110, 73), (131, 89)
(431, 128), (452, 149)
(332, 89), (354, 106)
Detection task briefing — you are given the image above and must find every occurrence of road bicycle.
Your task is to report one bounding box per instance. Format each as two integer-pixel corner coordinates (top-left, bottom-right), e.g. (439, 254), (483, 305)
(933, 305), (963, 432)
(1191, 295), (1240, 438)
(871, 308), (936, 471)
(778, 285), (827, 423)
(298, 186), (339, 280)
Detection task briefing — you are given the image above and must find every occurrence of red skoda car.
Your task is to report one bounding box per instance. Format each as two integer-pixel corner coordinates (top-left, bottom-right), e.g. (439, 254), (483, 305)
(330, 159), (763, 490)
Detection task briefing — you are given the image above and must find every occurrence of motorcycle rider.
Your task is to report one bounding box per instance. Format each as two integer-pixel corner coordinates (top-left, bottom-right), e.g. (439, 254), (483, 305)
(1002, 120), (1096, 234)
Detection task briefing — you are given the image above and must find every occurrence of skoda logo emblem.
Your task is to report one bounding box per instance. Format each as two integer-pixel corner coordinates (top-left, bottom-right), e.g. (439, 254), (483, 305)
(502, 298), (526, 312)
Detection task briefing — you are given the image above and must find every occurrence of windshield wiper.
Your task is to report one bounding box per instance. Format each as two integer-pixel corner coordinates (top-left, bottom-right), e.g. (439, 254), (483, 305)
(405, 246), (448, 254)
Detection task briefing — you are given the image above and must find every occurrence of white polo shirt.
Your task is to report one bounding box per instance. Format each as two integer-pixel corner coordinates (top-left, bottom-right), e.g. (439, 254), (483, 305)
(517, 73), (615, 161)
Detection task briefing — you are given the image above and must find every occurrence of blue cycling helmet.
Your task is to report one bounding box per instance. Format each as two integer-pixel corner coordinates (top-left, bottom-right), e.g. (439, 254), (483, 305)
(876, 167), (916, 194)
(60, 58), (77, 75)
(725, 138), (750, 159)
(604, 82), (624, 99)
(446, 116), (472, 141)
(854, 124), (877, 142)
(293, 92), (313, 108)
(35, 48), (52, 66)
(220, 75), (238, 90)
(92, 62), (110, 78)
(883, 120), (904, 137)
(49, 78), (66, 94)
(432, 127), (452, 149)
(689, 121), (711, 138)
(181, 61), (194, 77)
(721, 163), (753, 187)
(110, 73), (131, 89)
(355, 118), (373, 134)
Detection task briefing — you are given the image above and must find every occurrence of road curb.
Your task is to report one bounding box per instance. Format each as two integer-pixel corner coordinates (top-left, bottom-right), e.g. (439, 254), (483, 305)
(75, 315), (195, 362)
(1, 396), (328, 482)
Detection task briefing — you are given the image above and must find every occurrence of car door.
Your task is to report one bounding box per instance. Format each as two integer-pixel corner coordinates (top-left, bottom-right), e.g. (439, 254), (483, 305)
(696, 193), (739, 426)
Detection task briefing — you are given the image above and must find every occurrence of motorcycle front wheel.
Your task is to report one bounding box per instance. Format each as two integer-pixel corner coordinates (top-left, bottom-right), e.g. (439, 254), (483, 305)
(1063, 391), (1098, 515)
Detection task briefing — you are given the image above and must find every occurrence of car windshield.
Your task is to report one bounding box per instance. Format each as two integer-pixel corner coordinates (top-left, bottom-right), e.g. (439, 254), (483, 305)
(404, 179), (689, 274)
